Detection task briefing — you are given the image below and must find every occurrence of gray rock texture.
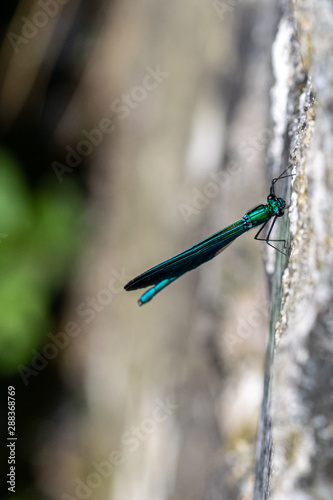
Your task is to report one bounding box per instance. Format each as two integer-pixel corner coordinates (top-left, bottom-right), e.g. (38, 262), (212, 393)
(254, 2), (333, 499)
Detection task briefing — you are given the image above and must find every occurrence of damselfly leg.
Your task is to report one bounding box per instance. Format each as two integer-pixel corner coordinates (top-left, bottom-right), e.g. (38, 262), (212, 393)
(270, 164), (295, 195)
(254, 215), (287, 255)
(256, 165), (295, 255)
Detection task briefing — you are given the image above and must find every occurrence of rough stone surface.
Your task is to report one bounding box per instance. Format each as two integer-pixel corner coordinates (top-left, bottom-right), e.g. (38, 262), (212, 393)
(254, 1), (333, 499)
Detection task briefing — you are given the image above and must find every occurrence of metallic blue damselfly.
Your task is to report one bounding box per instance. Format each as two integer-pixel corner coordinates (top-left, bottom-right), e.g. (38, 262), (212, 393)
(125, 166), (293, 305)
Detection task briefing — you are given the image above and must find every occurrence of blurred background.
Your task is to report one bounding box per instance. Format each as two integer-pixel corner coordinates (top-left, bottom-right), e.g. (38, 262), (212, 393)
(0, 1), (279, 499)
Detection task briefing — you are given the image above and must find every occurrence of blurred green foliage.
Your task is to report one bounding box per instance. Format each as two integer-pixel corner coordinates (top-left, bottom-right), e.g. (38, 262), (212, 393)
(0, 148), (83, 374)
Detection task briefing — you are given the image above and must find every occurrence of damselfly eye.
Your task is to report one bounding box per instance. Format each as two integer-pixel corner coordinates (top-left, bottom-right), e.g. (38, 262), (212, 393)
(267, 193), (276, 201)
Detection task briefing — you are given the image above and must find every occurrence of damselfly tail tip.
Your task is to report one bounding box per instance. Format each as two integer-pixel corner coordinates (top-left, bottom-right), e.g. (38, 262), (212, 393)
(138, 298), (143, 306)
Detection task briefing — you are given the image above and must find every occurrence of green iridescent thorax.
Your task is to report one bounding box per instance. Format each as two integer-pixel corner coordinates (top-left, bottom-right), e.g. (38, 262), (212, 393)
(267, 196), (286, 215)
(242, 195), (286, 229)
(243, 205), (271, 229)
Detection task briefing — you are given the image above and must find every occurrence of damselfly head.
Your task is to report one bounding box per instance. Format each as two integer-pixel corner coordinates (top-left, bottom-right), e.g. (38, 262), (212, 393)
(267, 193), (286, 217)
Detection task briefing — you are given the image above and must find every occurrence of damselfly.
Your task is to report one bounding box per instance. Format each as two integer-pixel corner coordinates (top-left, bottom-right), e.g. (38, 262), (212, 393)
(125, 166), (293, 306)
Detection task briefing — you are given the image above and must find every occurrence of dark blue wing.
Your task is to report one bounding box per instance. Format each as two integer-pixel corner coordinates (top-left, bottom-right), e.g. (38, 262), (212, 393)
(124, 219), (245, 291)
